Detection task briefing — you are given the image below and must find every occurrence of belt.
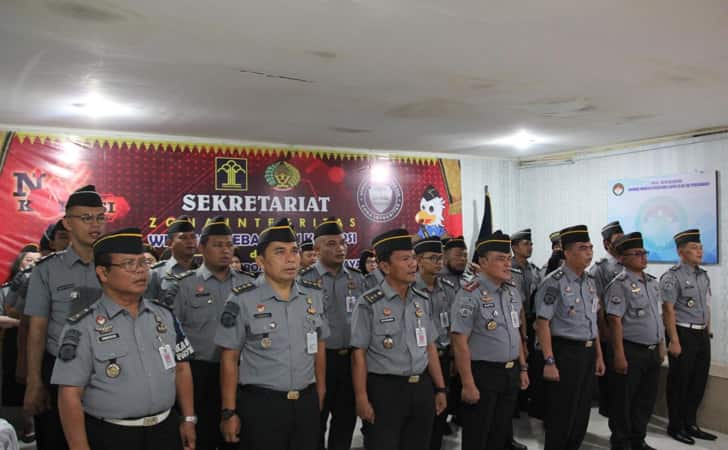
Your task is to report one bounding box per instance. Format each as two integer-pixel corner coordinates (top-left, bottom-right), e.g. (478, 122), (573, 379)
(103, 409), (170, 427)
(240, 383), (315, 400)
(677, 322), (707, 330)
(369, 372), (428, 384)
(473, 360), (518, 369)
(327, 348), (350, 356)
(624, 340), (658, 351)
(552, 336), (595, 348)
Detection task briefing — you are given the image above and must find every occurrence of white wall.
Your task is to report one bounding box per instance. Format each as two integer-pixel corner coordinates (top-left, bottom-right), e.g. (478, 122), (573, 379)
(460, 135), (728, 364)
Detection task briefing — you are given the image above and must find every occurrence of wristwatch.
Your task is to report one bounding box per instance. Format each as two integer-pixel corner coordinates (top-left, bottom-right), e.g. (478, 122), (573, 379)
(544, 356), (556, 366)
(182, 415), (198, 424)
(221, 408), (237, 421)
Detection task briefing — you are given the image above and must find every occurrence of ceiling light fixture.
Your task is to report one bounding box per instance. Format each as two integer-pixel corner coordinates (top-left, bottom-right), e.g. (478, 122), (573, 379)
(490, 130), (547, 150)
(71, 93), (134, 119)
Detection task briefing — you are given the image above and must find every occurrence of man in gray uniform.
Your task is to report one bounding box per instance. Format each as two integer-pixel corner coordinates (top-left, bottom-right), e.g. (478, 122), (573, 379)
(350, 228), (447, 450)
(661, 229), (717, 444)
(146, 216), (199, 302)
(440, 236), (468, 288)
(171, 216), (255, 450)
(451, 230), (529, 450)
(542, 231), (564, 277)
(605, 232), (665, 450)
(23, 185), (107, 450)
(216, 218), (328, 450)
(299, 218), (365, 450)
(590, 220), (624, 418)
(412, 237), (457, 450)
(535, 225), (605, 450)
(52, 228), (196, 450)
(510, 229), (541, 341)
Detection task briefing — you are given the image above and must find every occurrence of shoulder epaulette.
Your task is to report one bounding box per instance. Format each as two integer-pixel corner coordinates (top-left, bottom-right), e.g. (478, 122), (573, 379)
(529, 262), (539, 270)
(463, 281), (479, 292)
(616, 272), (628, 281)
(347, 266), (361, 274)
(440, 277), (455, 289)
(645, 273), (656, 280)
(173, 270), (195, 281)
(66, 306), (92, 324)
(510, 267), (523, 274)
(669, 265), (680, 271)
(300, 278), (322, 290)
(151, 260), (166, 269)
(232, 282), (256, 295)
(552, 270), (564, 280)
(504, 279), (516, 288)
(151, 298), (173, 311)
(595, 257), (607, 265)
(236, 269), (257, 278)
(299, 265), (316, 276)
(586, 271), (595, 278)
(697, 265), (707, 273)
(363, 289), (385, 304)
(36, 252), (58, 266)
(411, 286), (429, 299)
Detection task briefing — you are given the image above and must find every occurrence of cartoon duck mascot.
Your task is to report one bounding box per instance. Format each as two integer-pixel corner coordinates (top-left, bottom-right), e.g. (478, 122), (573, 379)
(415, 185), (447, 238)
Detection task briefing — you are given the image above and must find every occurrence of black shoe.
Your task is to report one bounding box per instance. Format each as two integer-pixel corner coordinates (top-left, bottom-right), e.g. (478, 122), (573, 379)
(508, 439), (528, 450)
(668, 429), (695, 445)
(632, 441), (656, 450)
(687, 425), (718, 441)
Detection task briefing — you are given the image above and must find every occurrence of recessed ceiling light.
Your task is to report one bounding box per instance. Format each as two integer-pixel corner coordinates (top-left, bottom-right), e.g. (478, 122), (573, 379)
(490, 130), (548, 150)
(71, 94), (134, 118)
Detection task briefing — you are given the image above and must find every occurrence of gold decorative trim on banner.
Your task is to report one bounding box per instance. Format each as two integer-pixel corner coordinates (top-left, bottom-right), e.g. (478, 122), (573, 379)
(13, 131), (440, 165)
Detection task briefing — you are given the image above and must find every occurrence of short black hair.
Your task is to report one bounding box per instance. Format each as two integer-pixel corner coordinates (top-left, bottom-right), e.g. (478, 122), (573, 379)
(94, 252), (112, 268)
(199, 235), (210, 246)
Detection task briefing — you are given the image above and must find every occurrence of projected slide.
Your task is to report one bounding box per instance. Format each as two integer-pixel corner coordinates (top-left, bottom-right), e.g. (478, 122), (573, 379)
(607, 172), (718, 264)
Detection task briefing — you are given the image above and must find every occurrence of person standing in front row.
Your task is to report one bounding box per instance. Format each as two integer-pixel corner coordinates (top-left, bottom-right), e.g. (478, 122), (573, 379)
(661, 229), (717, 445)
(216, 218), (328, 450)
(450, 230), (529, 450)
(350, 228), (447, 450)
(605, 232), (664, 450)
(52, 228), (196, 450)
(535, 225), (605, 450)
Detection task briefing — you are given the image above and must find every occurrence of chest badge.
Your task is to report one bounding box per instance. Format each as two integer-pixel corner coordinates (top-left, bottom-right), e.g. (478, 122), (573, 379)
(306, 297), (313, 305)
(383, 335), (394, 349)
(383, 307), (392, 316)
(565, 286), (572, 293)
(154, 314), (167, 333)
(256, 304), (265, 313)
(106, 361), (121, 378)
(687, 298), (695, 308)
(196, 285), (205, 294)
(487, 320), (497, 331)
(307, 306), (317, 315)
(261, 337), (272, 349)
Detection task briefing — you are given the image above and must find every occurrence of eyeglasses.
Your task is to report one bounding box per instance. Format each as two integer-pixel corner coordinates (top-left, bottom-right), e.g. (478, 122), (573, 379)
(108, 258), (151, 272)
(623, 251), (650, 258)
(422, 255), (444, 263)
(66, 214), (108, 224)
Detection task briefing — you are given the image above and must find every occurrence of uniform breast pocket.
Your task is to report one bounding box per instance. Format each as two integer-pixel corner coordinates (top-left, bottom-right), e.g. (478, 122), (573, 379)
(247, 319), (279, 349)
(628, 293), (649, 318)
(558, 292), (576, 316)
(373, 317), (401, 337)
(304, 314), (323, 334)
(51, 288), (77, 304)
(92, 340), (129, 379)
(189, 296), (215, 324)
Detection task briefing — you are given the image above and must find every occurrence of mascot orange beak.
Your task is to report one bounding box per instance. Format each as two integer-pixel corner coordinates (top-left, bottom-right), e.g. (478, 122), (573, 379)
(415, 210), (436, 225)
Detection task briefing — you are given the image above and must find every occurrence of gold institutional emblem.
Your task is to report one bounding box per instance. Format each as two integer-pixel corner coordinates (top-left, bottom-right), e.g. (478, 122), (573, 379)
(415, 309), (424, 318)
(106, 362), (121, 378)
(261, 337), (273, 349)
(264, 161), (301, 191)
(215, 157), (248, 191)
(307, 307), (317, 315)
(383, 336), (394, 349)
(687, 299), (695, 308)
(487, 320), (497, 331)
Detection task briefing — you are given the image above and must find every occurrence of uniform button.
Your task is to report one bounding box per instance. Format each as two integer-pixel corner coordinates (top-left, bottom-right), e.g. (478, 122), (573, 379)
(576, 298), (581, 303)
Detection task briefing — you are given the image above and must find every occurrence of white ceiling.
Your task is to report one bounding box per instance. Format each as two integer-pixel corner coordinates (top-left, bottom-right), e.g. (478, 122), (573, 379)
(1, 0), (728, 158)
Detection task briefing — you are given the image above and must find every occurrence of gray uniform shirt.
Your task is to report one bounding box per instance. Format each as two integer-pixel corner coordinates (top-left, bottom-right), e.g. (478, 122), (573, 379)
(450, 274), (522, 362)
(438, 266), (462, 290)
(589, 256), (624, 303)
(363, 269), (384, 291)
(24, 247), (101, 356)
(413, 273), (457, 348)
(350, 280), (437, 376)
(535, 266), (599, 341)
(299, 262), (365, 350)
(173, 265), (255, 362)
(605, 269), (664, 346)
(146, 257), (191, 299)
(511, 260), (541, 316)
(659, 263), (711, 325)
(214, 277), (329, 391)
(51, 295), (193, 419)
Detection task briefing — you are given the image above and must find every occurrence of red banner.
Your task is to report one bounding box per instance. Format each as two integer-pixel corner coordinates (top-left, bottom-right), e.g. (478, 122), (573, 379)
(0, 131), (462, 279)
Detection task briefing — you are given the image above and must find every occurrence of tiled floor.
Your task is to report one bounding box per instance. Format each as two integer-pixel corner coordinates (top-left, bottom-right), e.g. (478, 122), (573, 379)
(3, 407), (725, 449)
(349, 409), (726, 449)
